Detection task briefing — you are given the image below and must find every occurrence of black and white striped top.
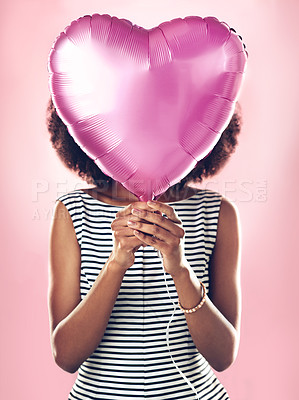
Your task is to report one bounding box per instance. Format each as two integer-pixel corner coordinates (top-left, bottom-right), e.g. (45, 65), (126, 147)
(57, 189), (229, 400)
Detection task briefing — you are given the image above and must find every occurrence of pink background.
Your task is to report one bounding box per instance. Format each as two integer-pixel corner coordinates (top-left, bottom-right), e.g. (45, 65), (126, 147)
(1, 0), (298, 399)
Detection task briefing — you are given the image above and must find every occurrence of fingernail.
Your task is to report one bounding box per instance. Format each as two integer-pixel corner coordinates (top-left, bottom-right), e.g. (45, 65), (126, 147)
(132, 208), (142, 215)
(127, 220), (137, 226)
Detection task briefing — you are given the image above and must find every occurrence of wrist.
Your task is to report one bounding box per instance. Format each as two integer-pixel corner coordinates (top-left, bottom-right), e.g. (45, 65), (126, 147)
(106, 254), (128, 277)
(169, 262), (190, 280)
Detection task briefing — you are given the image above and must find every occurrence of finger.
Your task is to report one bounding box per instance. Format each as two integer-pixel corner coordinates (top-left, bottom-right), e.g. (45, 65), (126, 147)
(129, 220), (183, 249)
(113, 226), (139, 237)
(115, 204), (132, 218)
(115, 201), (154, 218)
(127, 219), (167, 240)
(130, 209), (184, 238)
(114, 228), (148, 248)
(111, 215), (143, 230)
(133, 230), (167, 252)
(146, 201), (181, 224)
(120, 235), (146, 249)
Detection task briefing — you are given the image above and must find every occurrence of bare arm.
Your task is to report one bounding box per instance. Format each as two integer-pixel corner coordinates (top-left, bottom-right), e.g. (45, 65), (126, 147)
(48, 200), (145, 373)
(171, 198), (241, 371)
(128, 197), (241, 372)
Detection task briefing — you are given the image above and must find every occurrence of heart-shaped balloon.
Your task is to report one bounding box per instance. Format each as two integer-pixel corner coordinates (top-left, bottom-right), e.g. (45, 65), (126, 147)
(48, 14), (247, 201)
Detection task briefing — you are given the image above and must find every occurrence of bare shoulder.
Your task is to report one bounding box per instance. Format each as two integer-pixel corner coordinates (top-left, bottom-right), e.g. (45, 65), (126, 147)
(217, 196), (240, 240)
(52, 198), (71, 219)
(210, 195), (241, 272)
(219, 196), (239, 218)
(50, 199), (79, 246)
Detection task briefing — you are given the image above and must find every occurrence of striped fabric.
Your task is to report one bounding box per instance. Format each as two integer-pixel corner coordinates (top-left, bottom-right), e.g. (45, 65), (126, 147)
(57, 189), (229, 400)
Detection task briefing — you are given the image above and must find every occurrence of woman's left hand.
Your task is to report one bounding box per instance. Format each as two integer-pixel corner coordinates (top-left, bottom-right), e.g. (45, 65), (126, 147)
(127, 201), (186, 276)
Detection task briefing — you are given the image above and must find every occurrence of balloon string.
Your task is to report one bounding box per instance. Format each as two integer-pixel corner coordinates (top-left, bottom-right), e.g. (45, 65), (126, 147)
(161, 263), (200, 400)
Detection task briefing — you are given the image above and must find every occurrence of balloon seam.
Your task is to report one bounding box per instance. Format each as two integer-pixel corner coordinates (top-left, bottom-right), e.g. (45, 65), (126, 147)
(106, 15), (114, 45)
(157, 27), (173, 61)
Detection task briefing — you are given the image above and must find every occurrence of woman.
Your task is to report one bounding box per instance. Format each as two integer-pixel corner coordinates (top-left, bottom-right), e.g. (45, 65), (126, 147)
(47, 99), (242, 400)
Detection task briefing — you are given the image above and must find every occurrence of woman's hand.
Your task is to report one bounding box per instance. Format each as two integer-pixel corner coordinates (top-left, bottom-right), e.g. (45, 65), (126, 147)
(126, 200), (186, 276)
(110, 204), (149, 272)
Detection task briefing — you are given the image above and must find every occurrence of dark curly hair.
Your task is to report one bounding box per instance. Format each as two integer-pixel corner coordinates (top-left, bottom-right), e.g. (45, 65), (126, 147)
(46, 99), (242, 190)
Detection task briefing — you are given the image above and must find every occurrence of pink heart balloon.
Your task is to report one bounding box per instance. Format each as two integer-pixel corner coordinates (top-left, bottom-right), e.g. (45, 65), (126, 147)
(48, 14), (247, 201)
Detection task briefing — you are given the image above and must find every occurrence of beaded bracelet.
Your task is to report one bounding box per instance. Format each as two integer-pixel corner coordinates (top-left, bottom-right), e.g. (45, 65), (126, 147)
(178, 281), (206, 314)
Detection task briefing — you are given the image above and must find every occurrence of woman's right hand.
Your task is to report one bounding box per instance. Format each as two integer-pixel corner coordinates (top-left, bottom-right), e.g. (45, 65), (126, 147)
(110, 203), (148, 271)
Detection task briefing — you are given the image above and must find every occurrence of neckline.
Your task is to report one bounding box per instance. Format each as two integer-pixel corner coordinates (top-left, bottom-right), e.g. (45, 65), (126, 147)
(76, 188), (202, 207)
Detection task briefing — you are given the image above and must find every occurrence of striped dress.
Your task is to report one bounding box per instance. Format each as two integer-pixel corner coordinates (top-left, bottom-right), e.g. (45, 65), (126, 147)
(57, 189), (230, 400)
